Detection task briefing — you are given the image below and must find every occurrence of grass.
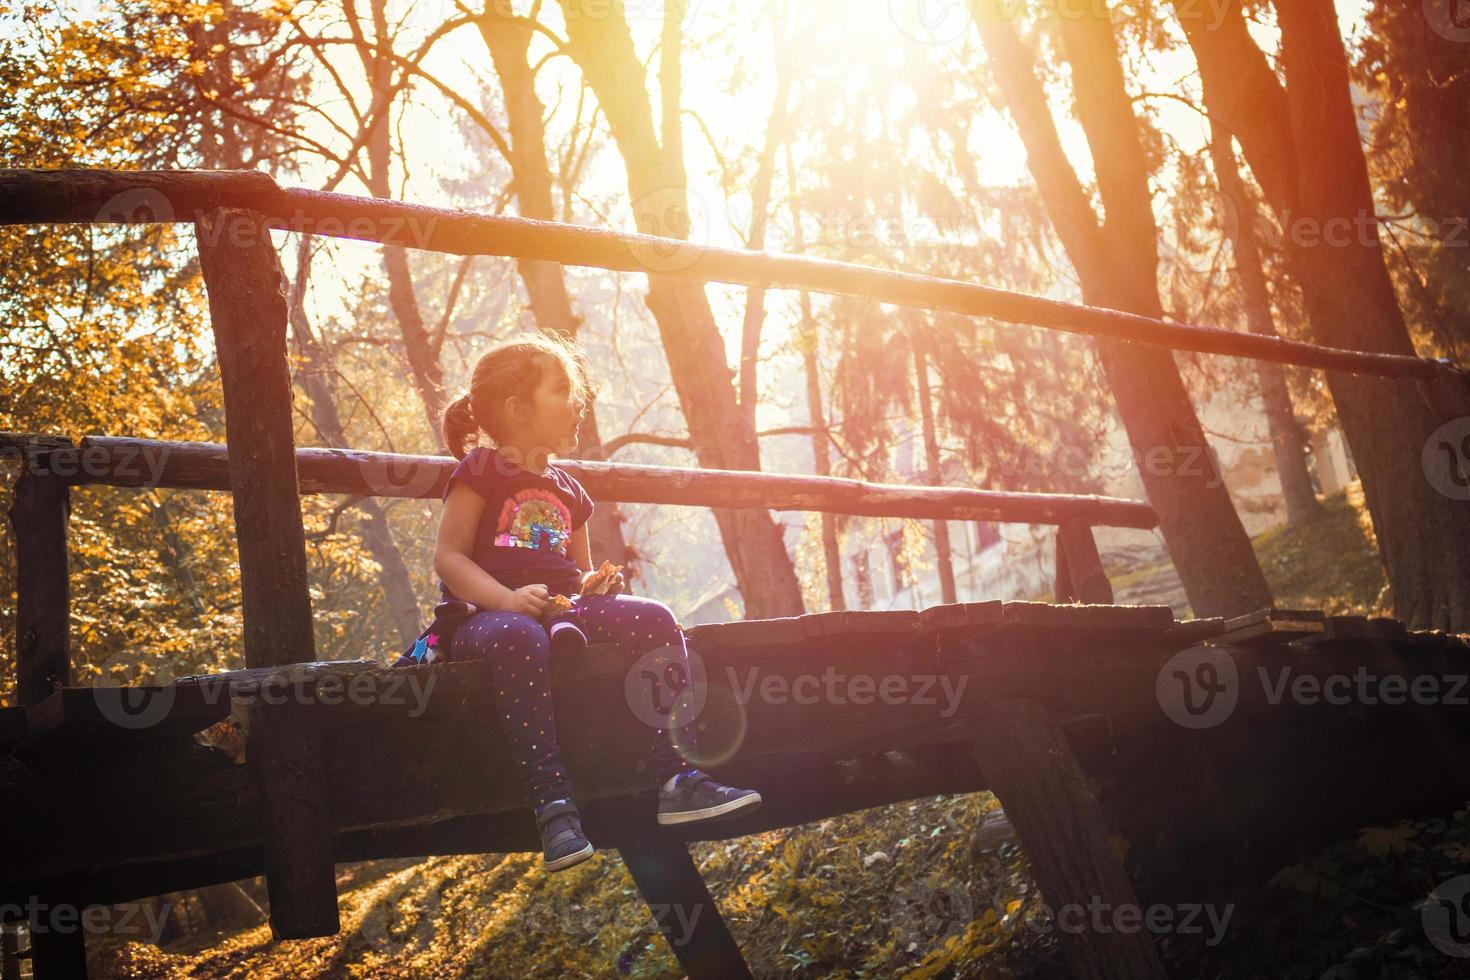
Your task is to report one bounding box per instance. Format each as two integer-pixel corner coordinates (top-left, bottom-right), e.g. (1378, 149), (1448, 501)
(1092, 481), (1389, 618)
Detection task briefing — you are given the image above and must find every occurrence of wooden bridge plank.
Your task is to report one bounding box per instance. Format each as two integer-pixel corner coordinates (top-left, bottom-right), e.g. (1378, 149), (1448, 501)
(999, 600), (1175, 632)
(1161, 617), (1226, 644)
(917, 600), (1004, 634)
(1215, 607), (1325, 646)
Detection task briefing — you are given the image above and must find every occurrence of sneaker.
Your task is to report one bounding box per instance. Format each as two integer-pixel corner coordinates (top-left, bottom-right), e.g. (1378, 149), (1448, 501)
(548, 619), (588, 657)
(656, 771), (762, 826)
(534, 798), (595, 872)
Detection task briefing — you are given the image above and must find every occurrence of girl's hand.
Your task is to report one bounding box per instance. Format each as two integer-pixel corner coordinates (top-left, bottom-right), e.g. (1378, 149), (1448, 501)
(580, 567), (627, 596)
(504, 583), (550, 618)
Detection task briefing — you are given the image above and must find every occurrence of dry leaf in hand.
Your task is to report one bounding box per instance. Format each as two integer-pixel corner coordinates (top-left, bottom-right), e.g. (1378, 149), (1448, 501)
(543, 592), (574, 624)
(581, 560), (625, 596)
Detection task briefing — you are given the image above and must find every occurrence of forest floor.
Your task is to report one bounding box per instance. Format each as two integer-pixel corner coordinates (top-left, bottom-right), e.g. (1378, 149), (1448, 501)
(83, 480), (1470, 979)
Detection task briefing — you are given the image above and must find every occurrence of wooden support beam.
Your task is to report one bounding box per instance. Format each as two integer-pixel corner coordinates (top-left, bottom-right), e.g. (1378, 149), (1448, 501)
(1, 923), (22, 980)
(197, 206), (336, 940)
(7, 472), (85, 977)
(249, 697), (339, 939)
(194, 208), (316, 669)
(24, 926), (84, 980)
(1054, 522), (1113, 604)
(967, 698), (1166, 979)
(615, 836), (753, 980)
(8, 473), (72, 705)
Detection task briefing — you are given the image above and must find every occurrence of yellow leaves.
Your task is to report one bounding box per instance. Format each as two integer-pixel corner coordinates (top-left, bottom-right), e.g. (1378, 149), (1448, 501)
(1357, 823), (1418, 857)
(782, 837), (806, 875)
(1438, 842), (1470, 863)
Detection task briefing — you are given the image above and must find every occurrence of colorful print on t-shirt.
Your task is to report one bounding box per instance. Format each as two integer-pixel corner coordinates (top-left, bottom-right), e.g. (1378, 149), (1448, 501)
(493, 488), (573, 556)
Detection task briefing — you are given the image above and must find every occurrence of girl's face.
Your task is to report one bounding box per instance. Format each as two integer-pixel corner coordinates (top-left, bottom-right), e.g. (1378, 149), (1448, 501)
(518, 357), (586, 454)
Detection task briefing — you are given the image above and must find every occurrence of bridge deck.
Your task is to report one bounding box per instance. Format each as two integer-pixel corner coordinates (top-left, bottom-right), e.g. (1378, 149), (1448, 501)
(3, 600), (1467, 915)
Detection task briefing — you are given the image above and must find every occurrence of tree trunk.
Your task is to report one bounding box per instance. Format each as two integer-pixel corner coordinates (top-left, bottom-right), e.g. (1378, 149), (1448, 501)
(737, 12), (798, 445)
(799, 296), (846, 611)
(1178, 0), (1470, 629)
(1207, 123), (1325, 526)
(478, 4), (636, 580)
(786, 142), (846, 610)
(556, 0), (804, 617)
(192, 882), (265, 930)
(358, 0), (447, 451)
(974, 4), (1273, 617)
(910, 318), (958, 603)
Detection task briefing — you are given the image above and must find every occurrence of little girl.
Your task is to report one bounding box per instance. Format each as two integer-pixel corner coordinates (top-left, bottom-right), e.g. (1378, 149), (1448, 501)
(408, 333), (761, 872)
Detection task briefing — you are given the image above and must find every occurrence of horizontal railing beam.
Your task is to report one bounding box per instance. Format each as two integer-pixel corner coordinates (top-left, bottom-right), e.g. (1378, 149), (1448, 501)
(0, 168), (1459, 383)
(0, 432), (1159, 529)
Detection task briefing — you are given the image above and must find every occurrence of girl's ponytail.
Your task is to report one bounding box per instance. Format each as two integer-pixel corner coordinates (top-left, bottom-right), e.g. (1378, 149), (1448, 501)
(442, 392), (480, 460)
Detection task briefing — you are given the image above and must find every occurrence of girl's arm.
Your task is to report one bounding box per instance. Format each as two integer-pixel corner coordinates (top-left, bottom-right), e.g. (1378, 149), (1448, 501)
(570, 523), (626, 595)
(569, 524), (593, 586)
(435, 481), (519, 611)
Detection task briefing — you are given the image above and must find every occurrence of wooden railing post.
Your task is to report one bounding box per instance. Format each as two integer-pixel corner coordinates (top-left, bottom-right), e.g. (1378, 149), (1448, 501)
(7, 465), (88, 978)
(195, 208), (317, 670)
(9, 468), (72, 705)
(196, 206), (337, 939)
(1054, 521), (1113, 604)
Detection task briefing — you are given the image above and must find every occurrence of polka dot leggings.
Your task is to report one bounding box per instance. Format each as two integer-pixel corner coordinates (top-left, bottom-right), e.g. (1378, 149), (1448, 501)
(446, 593), (694, 809)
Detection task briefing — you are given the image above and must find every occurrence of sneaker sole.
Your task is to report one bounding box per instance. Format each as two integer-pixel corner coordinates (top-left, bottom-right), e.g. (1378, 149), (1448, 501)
(656, 792), (762, 826)
(543, 841), (595, 872)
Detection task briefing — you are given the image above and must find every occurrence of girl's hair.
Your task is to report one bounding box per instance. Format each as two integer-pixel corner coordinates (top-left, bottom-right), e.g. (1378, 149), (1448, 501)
(442, 332), (593, 460)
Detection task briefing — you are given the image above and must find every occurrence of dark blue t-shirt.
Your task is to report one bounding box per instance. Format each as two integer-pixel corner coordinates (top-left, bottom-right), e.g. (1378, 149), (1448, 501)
(439, 446), (594, 598)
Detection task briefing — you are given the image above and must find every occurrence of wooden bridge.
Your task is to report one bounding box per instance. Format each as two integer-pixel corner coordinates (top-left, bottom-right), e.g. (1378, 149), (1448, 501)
(4, 169), (1470, 979)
